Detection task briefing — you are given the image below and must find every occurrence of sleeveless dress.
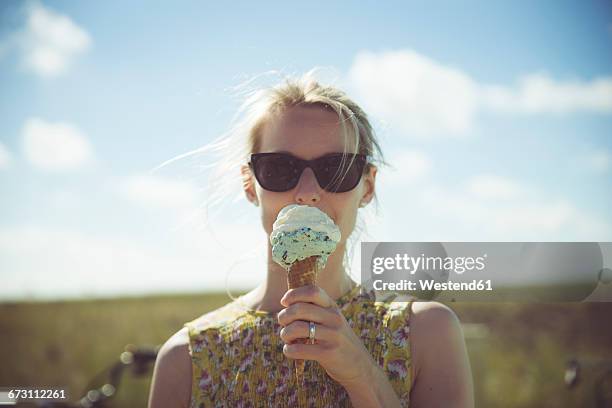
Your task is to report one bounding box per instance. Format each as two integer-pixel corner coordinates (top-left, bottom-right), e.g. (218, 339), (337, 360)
(184, 285), (414, 408)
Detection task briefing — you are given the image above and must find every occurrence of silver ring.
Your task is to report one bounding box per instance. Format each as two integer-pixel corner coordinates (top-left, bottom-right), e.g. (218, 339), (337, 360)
(308, 321), (316, 343)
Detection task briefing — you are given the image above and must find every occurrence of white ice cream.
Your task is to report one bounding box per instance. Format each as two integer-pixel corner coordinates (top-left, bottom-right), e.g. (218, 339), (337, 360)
(270, 204), (341, 270)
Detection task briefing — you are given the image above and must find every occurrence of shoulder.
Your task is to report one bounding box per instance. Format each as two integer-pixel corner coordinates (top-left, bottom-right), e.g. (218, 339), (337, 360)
(159, 326), (192, 360)
(147, 327), (192, 408)
(410, 300), (460, 330)
(185, 300), (247, 333)
(385, 294), (459, 332)
(407, 300), (475, 407)
(409, 300), (462, 369)
(381, 294), (459, 329)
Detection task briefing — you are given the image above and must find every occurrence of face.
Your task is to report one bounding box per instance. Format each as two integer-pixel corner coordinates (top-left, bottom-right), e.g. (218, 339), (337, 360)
(241, 105), (377, 249)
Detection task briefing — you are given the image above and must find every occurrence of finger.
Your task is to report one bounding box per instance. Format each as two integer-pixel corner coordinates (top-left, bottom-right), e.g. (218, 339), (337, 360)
(280, 284), (336, 308)
(277, 301), (340, 327)
(283, 341), (331, 361)
(279, 320), (335, 344)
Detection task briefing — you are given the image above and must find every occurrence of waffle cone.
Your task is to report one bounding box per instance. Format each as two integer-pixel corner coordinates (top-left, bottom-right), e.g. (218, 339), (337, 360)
(287, 256), (319, 384)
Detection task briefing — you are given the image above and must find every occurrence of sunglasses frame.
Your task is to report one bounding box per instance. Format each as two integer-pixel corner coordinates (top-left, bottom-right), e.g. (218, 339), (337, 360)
(248, 152), (368, 193)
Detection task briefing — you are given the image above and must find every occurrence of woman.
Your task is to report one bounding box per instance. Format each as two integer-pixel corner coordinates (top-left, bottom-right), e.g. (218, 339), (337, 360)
(148, 73), (474, 407)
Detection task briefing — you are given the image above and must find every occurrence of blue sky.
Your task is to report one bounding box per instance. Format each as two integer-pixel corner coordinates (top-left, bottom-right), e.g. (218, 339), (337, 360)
(0, 0), (611, 300)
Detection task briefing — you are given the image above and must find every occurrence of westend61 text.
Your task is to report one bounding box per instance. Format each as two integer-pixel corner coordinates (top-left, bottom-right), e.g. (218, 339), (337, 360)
(373, 279), (493, 291)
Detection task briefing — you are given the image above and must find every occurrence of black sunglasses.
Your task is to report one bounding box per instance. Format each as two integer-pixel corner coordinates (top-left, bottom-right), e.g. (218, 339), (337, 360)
(248, 152), (368, 193)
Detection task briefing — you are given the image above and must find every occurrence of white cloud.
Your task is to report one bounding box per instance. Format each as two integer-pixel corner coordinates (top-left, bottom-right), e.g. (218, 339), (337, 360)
(464, 174), (524, 200)
(117, 174), (201, 212)
(0, 142), (13, 169)
(348, 50), (478, 137)
(372, 156), (600, 239)
(22, 117), (94, 171)
(418, 184), (609, 239)
(481, 73), (612, 114)
(375, 168), (610, 241)
(0, 222), (266, 300)
(0, 1), (91, 77)
(49, 189), (83, 209)
(378, 149), (432, 188)
(347, 49), (612, 137)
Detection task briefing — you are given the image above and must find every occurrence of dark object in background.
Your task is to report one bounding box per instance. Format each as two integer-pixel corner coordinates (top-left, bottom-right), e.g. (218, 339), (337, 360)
(37, 344), (159, 408)
(565, 358), (612, 408)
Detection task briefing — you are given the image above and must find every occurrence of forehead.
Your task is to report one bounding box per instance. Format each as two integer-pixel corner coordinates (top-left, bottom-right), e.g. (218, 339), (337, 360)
(258, 105), (356, 159)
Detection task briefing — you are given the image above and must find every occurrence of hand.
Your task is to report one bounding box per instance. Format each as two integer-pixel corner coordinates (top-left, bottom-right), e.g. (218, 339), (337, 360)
(277, 285), (375, 388)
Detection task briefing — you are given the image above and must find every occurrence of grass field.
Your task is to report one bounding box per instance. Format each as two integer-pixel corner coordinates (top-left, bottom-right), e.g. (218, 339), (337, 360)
(1, 292), (611, 407)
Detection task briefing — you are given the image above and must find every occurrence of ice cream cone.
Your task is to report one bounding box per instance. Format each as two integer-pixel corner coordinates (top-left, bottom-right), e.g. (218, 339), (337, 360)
(270, 204), (340, 389)
(287, 255), (319, 383)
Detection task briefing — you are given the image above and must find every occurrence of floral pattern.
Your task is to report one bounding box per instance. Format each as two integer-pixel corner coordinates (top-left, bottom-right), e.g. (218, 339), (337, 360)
(184, 285), (414, 407)
(392, 324), (411, 348)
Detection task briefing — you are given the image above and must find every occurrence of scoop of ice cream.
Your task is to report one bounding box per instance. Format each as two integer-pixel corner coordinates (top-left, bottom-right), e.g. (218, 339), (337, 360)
(270, 204), (341, 270)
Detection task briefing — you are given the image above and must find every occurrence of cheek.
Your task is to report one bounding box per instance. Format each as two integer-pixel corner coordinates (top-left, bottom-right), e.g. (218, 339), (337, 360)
(328, 195), (360, 244)
(337, 212), (358, 244)
(259, 190), (292, 235)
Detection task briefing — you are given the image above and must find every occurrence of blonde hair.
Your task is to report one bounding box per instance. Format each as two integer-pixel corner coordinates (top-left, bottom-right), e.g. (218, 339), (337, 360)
(151, 69), (388, 285)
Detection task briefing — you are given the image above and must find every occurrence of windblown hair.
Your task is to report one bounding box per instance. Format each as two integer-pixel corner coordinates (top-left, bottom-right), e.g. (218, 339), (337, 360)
(151, 69), (388, 285)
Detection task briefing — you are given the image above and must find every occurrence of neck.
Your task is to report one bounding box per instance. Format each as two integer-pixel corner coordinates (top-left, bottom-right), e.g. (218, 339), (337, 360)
(247, 243), (357, 314)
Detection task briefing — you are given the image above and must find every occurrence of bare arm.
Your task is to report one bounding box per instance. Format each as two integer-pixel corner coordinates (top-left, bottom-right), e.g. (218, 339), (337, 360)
(409, 301), (474, 408)
(147, 327), (192, 408)
(342, 361), (403, 407)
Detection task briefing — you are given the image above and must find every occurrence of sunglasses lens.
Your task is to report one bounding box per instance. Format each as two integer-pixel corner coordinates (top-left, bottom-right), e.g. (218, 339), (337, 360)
(251, 153), (366, 193)
(252, 155), (300, 192)
(316, 154), (365, 193)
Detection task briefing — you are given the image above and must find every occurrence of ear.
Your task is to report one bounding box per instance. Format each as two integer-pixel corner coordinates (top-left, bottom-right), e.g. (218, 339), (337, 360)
(359, 165), (377, 207)
(240, 164), (259, 206)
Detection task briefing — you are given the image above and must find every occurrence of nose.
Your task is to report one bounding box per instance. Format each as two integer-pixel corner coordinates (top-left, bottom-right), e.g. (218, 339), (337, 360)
(294, 167), (321, 204)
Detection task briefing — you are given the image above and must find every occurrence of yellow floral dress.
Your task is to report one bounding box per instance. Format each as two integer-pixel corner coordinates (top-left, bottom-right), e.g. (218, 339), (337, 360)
(184, 285), (414, 407)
